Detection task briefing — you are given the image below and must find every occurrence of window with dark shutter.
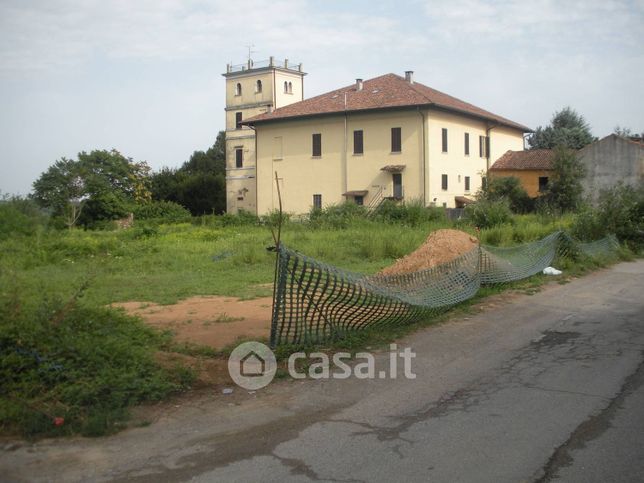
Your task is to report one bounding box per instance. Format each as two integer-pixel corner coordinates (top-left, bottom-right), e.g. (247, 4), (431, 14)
(312, 133), (322, 157)
(464, 133), (470, 155)
(235, 148), (243, 168)
(479, 135), (485, 157)
(236, 112), (242, 130)
(313, 194), (322, 209)
(391, 127), (401, 153)
(441, 174), (448, 190)
(465, 176), (470, 191)
(442, 128), (448, 153)
(353, 130), (363, 154)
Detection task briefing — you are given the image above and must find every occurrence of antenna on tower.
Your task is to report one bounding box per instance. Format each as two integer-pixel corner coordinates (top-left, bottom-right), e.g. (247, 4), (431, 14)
(245, 44), (257, 63)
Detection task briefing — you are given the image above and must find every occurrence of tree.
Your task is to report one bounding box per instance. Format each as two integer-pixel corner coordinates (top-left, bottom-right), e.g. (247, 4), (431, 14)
(181, 131), (226, 175)
(149, 131), (227, 215)
(543, 146), (586, 212)
(614, 125), (643, 141)
(33, 150), (151, 226)
(528, 107), (594, 150)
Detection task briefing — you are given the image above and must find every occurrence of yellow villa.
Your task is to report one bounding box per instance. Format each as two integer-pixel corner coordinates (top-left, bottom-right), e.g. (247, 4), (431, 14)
(224, 61), (531, 215)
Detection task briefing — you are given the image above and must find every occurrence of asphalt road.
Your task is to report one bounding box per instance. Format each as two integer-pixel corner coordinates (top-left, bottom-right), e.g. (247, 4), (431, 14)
(3, 260), (644, 482)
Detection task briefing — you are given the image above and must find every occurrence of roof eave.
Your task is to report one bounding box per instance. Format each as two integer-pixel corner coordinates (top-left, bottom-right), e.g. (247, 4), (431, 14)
(244, 102), (532, 132)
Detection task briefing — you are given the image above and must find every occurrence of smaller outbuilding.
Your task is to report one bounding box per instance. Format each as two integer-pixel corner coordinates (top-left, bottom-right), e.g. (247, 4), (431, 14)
(489, 149), (555, 197)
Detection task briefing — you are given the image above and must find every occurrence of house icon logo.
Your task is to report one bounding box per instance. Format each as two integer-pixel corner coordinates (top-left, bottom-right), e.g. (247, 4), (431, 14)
(240, 351), (266, 377)
(228, 341), (277, 390)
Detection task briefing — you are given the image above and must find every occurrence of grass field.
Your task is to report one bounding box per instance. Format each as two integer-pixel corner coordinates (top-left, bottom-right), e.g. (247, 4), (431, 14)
(0, 214), (575, 307)
(2, 211), (610, 438)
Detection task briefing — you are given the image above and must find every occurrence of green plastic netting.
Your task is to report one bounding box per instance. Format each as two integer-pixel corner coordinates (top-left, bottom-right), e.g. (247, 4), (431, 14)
(269, 231), (620, 347)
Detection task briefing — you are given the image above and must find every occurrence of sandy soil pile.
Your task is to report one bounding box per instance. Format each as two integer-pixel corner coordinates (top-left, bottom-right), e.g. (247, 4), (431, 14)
(378, 229), (478, 276)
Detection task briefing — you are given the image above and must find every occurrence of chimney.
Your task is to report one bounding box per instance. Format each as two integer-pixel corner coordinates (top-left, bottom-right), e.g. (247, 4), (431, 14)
(356, 78), (363, 91)
(405, 71), (414, 84)
(267, 105), (274, 113)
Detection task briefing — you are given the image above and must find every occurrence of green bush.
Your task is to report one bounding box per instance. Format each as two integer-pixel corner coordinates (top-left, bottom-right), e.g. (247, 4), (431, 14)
(0, 195), (49, 239)
(485, 177), (534, 213)
(463, 199), (513, 229)
(132, 200), (192, 223)
(307, 202), (368, 229)
(571, 183), (644, 248)
(372, 198), (446, 226)
(0, 287), (190, 437)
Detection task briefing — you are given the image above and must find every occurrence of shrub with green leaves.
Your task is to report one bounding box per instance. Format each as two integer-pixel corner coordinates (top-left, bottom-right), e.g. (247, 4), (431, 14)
(372, 198), (446, 226)
(485, 176), (534, 213)
(0, 287), (191, 437)
(308, 202), (368, 229)
(571, 183), (644, 248)
(0, 195), (49, 239)
(463, 199), (513, 229)
(132, 200), (192, 223)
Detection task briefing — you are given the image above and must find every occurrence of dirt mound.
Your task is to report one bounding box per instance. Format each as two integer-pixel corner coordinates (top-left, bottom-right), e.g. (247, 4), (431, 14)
(379, 229), (478, 276)
(113, 296), (273, 351)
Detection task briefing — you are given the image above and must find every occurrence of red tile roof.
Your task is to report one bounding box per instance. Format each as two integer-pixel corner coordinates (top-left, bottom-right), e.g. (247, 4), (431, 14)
(490, 149), (555, 171)
(244, 73), (531, 132)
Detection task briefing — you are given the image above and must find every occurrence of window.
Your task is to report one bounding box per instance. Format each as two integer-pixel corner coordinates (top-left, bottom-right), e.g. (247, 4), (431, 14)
(235, 148), (243, 168)
(464, 133), (470, 155)
(354, 195), (364, 206)
(441, 174), (448, 190)
(313, 194), (322, 209)
(235, 83), (242, 96)
(539, 176), (549, 192)
(353, 130), (364, 154)
(288, 81), (293, 93)
(235, 112), (242, 129)
(479, 135), (489, 157)
(256, 80), (262, 93)
(391, 127), (402, 153)
(464, 176), (471, 191)
(441, 128), (448, 153)
(284, 81), (288, 93)
(312, 133), (322, 157)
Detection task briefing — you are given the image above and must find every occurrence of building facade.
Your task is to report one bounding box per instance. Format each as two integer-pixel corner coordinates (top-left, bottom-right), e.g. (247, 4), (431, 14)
(222, 58), (306, 213)
(242, 72), (530, 215)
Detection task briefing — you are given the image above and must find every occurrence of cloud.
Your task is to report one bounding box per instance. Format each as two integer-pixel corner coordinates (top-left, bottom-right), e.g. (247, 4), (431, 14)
(0, 0), (419, 75)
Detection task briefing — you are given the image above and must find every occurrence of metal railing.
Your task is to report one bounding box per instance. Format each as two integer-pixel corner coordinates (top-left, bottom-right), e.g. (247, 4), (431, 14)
(226, 58), (303, 74)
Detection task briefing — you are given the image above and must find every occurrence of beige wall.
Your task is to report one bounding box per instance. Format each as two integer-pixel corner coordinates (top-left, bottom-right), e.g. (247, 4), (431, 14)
(489, 126), (525, 163)
(490, 169), (553, 197)
(274, 71), (304, 106)
(426, 110), (488, 206)
(254, 108), (525, 215)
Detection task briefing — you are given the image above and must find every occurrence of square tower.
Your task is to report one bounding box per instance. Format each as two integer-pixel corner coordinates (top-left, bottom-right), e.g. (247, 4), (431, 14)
(222, 57), (306, 214)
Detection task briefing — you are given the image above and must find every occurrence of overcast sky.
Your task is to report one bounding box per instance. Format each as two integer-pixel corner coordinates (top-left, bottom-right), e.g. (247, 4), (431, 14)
(1, 0), (642, 195)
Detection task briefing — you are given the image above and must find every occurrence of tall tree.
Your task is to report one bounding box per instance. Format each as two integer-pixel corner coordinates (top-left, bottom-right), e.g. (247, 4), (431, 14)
(181, 131), (226, 175)
(150, 131), (228, 215)
(528, 107), (594, 150)
(33, 150), (151, 226)
(545, 146), (586, 212)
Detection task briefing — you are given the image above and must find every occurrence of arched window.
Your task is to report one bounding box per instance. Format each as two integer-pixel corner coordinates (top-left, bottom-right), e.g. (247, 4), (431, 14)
(256, 80), (262, 93)
(235, 83), (242, 96)
(288, 81), (293, 94)
(283, 81), (288, 93)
